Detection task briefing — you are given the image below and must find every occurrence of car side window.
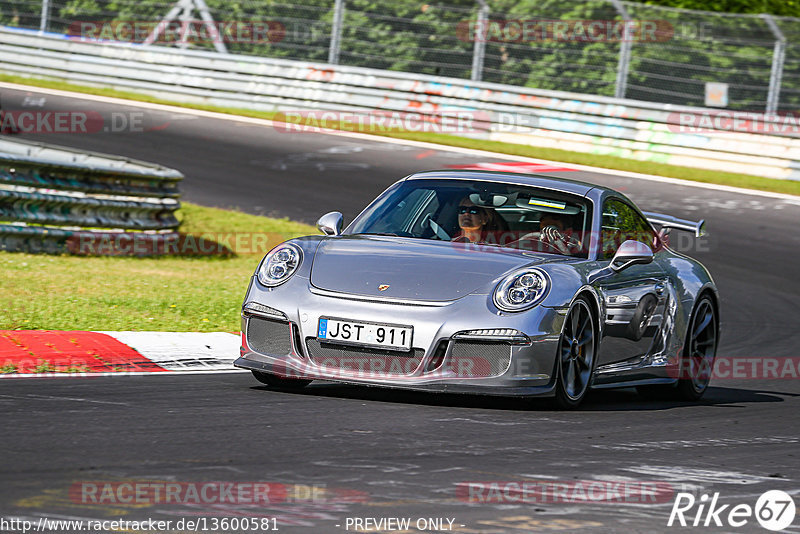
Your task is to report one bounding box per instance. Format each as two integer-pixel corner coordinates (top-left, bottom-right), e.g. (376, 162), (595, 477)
(601, 198), (657, 260)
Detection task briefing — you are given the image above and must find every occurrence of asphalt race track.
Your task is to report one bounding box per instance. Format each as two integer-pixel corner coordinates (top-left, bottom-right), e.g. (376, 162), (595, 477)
(2, 86), (800, 533)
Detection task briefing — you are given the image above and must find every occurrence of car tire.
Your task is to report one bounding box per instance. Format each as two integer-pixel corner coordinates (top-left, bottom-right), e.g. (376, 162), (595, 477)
(554, 297), (597, 409)
(674, 295), (717, 400)
(636, 294), (717, 402)
(251, 370), (312, 389)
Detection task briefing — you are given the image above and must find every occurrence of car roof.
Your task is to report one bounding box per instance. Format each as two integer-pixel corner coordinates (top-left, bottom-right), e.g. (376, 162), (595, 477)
(403, 170), (602, 197)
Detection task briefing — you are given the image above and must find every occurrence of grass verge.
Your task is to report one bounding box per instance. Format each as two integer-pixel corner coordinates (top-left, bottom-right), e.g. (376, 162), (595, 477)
(0, 203), (317, 332)
(2, 73), (799, 197)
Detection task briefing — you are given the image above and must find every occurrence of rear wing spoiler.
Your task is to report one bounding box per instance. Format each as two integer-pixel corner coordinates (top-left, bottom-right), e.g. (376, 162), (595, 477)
(643, 212), (706, 238)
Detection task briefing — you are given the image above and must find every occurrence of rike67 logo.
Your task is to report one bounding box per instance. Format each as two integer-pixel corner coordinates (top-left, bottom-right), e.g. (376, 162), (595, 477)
(668, 490), (796, 531)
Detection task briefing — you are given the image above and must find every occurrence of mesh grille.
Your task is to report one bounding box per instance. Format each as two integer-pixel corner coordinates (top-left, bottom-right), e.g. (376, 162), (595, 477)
(306, 339), (424, 377)
(449, 341), (512, 378)
(246, 317), (293, 356)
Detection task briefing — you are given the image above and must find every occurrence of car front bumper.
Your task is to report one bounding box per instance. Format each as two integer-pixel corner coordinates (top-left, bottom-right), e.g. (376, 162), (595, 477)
(234, 276), (564, 397)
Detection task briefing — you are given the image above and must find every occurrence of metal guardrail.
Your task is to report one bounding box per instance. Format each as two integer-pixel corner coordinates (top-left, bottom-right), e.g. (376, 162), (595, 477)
(1, 26), (799, 180)
(5, 0), (800, 113)
(0, 136), (182, 254)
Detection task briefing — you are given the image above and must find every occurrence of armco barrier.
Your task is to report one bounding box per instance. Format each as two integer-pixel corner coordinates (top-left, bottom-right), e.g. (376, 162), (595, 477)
(0, 136), (182, 254)
(1, 26), (799, 180)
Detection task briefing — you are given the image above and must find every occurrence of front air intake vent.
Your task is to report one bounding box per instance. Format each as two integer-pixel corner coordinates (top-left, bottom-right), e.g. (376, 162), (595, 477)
(246, 316), (292, 356)
(449, 341), (512, 378)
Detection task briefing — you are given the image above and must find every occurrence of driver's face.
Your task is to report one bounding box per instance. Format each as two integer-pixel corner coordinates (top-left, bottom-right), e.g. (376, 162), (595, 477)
(458, 200), (487, 230)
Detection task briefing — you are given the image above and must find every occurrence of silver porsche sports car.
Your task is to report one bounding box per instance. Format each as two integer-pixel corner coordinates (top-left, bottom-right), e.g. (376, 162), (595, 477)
(234, 170), (719, 408)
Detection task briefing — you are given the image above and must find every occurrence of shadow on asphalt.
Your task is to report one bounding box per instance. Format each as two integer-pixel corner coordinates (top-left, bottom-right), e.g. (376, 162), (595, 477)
(249, 382), (794, 412)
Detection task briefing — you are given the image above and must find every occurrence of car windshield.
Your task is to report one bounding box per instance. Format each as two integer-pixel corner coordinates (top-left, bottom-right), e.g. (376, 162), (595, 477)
(347, 178), (592, 257)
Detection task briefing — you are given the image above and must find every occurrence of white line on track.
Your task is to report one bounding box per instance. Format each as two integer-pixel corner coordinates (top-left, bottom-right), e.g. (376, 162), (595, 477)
(623, 465), (787, 485)
(0, 393), (129, 404)
(2, 81), (799, 202)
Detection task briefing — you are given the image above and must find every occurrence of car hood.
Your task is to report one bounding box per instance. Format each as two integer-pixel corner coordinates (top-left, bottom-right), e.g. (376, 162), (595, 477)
(309, 235), (552, 301)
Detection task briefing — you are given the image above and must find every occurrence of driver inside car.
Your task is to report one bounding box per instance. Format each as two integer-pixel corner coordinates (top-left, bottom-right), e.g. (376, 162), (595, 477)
(453, 197), (507, 243)
(537, 213), (582, 255)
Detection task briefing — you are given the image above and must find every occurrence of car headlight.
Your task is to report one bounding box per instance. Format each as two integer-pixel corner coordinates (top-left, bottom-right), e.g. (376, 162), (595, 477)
(493, 268), (549, 312)
(257, 243), (302, 287)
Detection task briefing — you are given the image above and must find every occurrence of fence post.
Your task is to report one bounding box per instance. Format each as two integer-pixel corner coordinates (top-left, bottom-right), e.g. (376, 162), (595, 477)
(761, 14), (786, 115)
(194, 0), (228, 54)
(143, 0), (227, 54)
(471, 0), (488, 82)
(610, 0), (632, 99)
(39, 0), (50, 33)
(328, 0), (345, 64)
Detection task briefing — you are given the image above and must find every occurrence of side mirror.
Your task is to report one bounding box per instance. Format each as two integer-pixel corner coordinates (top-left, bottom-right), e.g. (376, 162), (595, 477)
(610, 240), (653, 272)
(317, 211), (343, 236)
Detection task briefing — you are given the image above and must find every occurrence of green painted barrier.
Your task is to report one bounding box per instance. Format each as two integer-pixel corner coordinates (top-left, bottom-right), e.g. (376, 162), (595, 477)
(0, 165), (180, 198)
(0, 138), (183, 255)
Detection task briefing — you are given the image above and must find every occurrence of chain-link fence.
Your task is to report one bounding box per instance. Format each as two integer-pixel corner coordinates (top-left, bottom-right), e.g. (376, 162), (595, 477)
(2, 0), (799, 112)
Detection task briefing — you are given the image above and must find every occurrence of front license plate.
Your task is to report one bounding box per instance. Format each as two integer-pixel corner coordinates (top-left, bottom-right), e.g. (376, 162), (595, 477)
(317, 317), (413, 351)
